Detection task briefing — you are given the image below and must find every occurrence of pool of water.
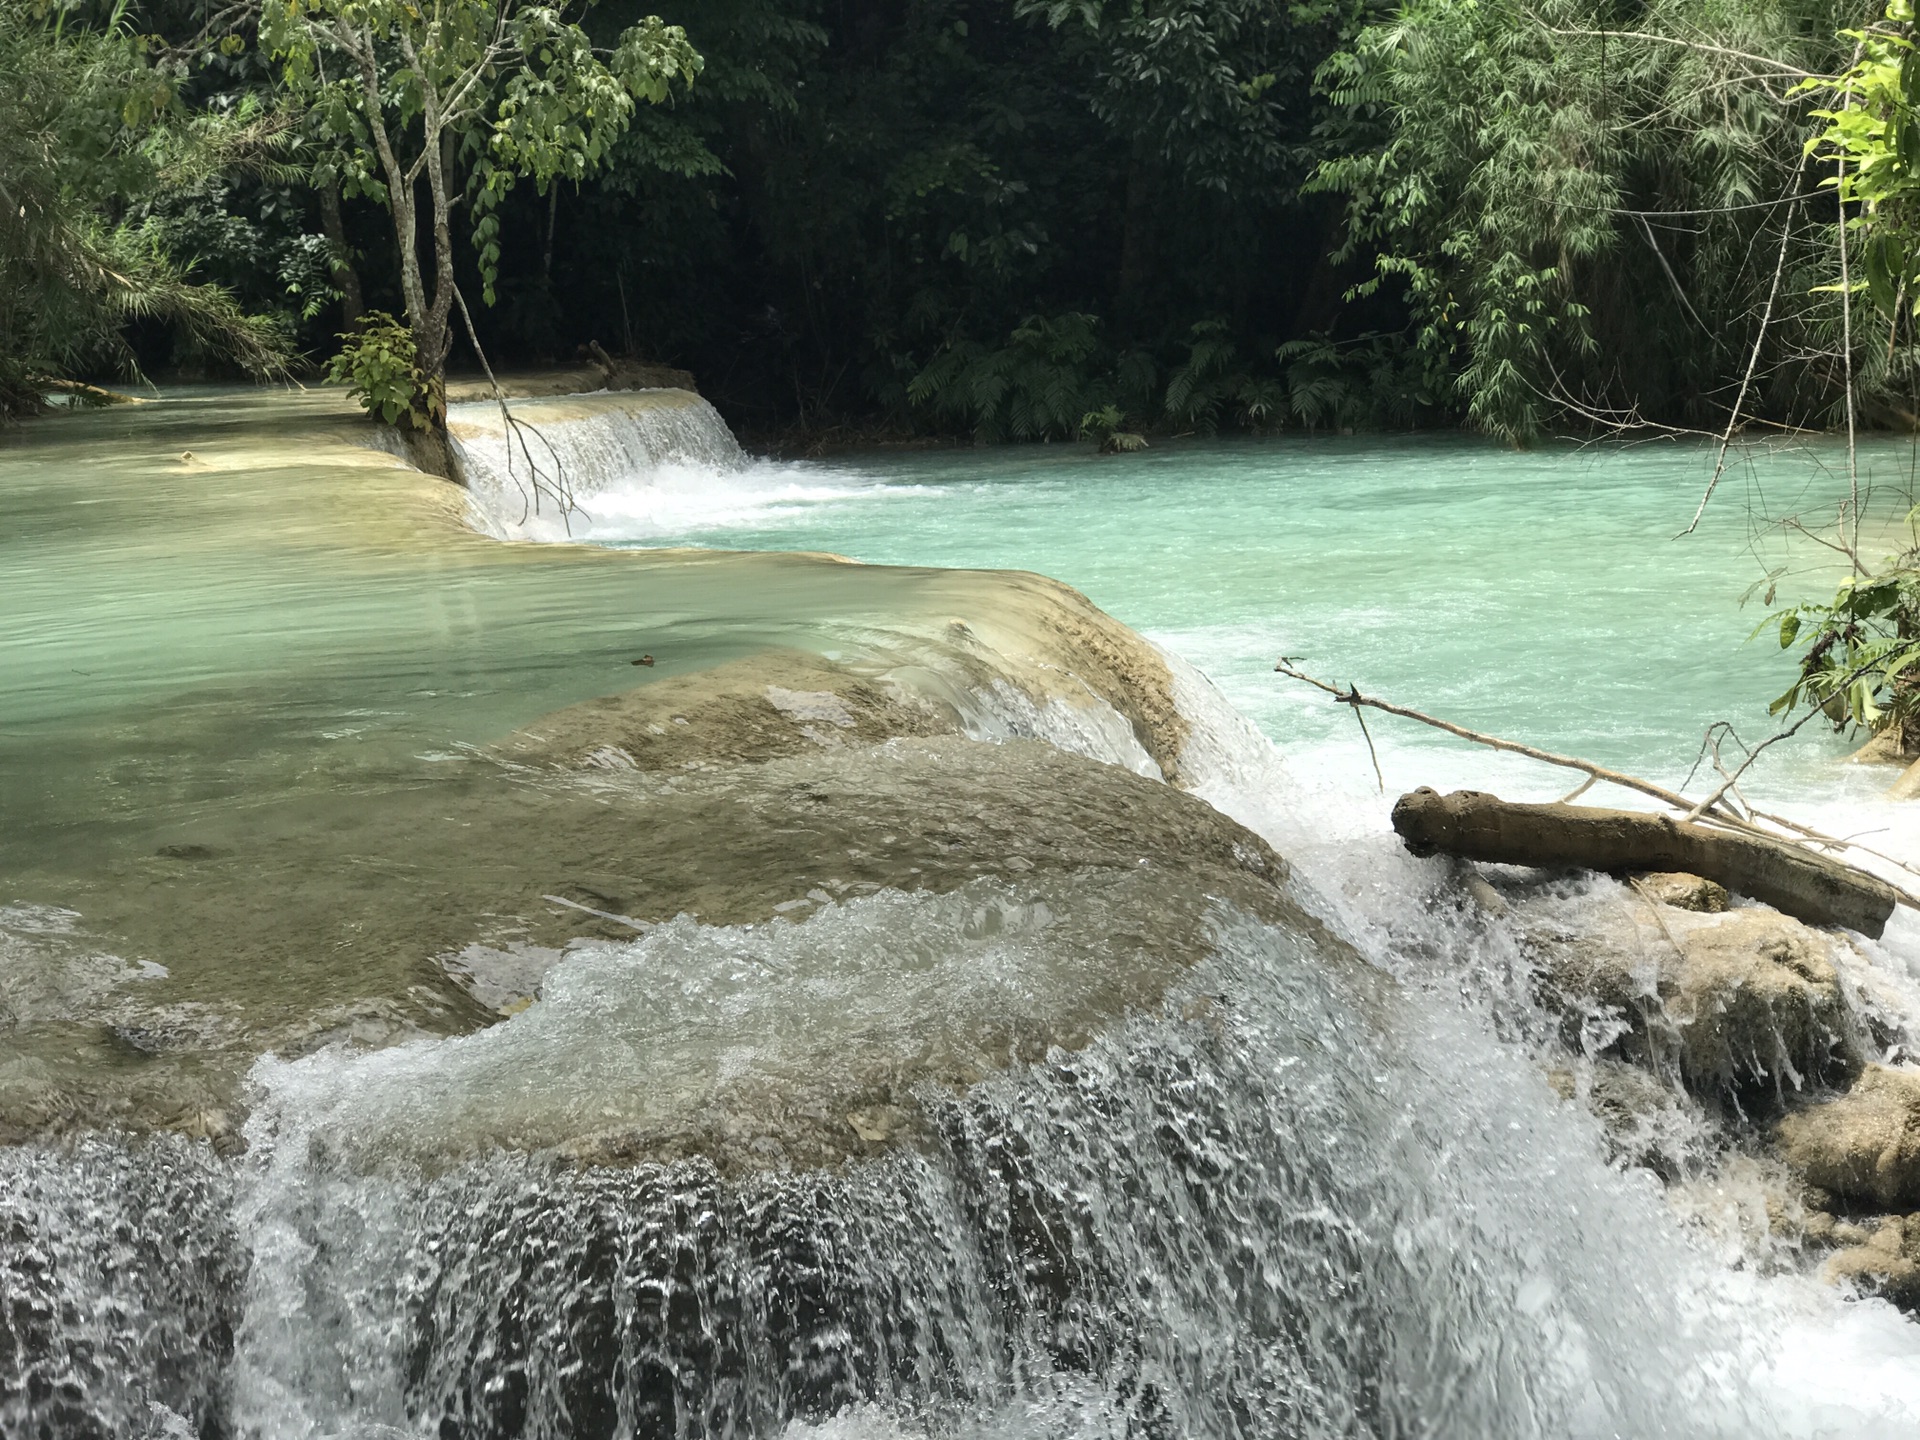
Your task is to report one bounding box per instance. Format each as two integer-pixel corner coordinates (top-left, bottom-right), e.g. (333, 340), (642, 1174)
(557, 431), (1920, 806)
(13, 388), (1920, 1438)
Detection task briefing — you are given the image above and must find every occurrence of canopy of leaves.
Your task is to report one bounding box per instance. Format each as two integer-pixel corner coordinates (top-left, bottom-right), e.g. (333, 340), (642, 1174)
(1312, 0), (1859, 444)
(14, 0), (1917, 450)
(0, 0), (291, 420)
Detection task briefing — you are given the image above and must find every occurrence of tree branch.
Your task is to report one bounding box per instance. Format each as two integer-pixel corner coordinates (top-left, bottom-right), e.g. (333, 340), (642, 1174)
(1677, 159), (1807, 538)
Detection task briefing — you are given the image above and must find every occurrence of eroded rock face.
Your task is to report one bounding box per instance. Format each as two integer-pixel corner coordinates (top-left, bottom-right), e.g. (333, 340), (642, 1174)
(492, 649), (951, 774)
(0, 642), (1334, 1168)
(1525, 895), (1862, 1104)
(1821, 1214), (1920, 1310)
(1777, 1065), (1920, 1210)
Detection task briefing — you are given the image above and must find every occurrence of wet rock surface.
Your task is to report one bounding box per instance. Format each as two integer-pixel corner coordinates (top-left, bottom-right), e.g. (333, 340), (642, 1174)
(0, 645), (1313, 1163)
(1521, 889), (1862, 1105)
(1776, 1064), (1920, 1211)
(1631, 871), (1728, 912)
(1818, 1214), (1920, 1309)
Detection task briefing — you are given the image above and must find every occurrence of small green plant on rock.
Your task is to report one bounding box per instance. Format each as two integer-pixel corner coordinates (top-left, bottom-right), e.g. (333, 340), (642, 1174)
(1079, 404), (1147, 454)
(326, 312), (445, 431)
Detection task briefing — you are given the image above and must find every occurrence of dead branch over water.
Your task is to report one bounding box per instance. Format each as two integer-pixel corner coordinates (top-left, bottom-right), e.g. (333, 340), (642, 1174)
(1273, 660), (1920, 924)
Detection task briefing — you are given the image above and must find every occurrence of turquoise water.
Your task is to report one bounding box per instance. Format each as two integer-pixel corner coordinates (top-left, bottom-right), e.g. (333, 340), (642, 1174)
(572, 433), (1920, 802)
(12, 392), (1920, 1436)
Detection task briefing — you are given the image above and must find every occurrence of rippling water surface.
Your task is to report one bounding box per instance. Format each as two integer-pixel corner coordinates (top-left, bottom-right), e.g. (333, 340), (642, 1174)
(11, 390), (1920, 1438)
(550, 428), (1920, 801)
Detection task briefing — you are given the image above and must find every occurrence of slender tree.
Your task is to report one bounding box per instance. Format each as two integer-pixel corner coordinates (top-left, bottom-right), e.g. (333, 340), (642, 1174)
(260, 0), (700, 423)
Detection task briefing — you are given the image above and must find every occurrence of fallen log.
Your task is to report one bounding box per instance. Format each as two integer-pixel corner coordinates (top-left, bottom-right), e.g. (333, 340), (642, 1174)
(1390, 788), (1900, 938)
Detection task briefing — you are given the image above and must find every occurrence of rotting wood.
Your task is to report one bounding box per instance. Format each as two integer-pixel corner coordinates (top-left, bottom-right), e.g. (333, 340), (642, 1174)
(1391, 788), (1900, 937)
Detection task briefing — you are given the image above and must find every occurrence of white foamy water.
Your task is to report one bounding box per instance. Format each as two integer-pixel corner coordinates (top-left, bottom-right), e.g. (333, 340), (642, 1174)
(450, 388), (927, 544)
(155, 671), (1920, 1436)
(444, 397), (1920, 1432)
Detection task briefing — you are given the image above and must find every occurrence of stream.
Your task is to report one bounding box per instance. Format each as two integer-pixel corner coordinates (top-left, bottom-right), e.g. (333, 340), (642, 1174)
(7, 387), (1920, 1437)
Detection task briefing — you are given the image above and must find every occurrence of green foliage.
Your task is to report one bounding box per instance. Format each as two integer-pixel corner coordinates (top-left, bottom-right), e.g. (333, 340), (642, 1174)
(1079, 403), (1148, 452)
(1017, 0), (1358, 192)
(1762, 558), (1920, 733)
(1313, 0), (1857, 443)
(908, 313), (1124, 442)
(1276, 330), (1434, 430)
(325, 311), (445, 429)
(260, 0), (701, 380)
(17, 0), (1886, 444)
(0, 0), (292, 420)
(1165, 320), (1287, 434)
(1801, 1), (1920, 322)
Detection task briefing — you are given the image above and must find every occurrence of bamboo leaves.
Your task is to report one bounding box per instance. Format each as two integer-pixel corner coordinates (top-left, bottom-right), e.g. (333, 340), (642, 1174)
(1803, 2), (1920, 321)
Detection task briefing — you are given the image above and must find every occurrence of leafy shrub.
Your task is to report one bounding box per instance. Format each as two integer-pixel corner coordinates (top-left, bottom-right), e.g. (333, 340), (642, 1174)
(1276, 331), (1435, 431)
(908, 312), (1129, 441)
(326, 311), (445, 430)
(1079, 403), (1147, 453)
(1763, 562), (1920, 738)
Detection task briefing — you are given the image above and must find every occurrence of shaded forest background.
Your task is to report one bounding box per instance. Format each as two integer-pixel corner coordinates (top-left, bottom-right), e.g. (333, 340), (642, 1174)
(3, 0), (1896, 445)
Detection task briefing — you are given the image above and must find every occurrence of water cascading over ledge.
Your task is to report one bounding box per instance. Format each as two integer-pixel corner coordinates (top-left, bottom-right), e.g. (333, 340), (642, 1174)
(7, 388), (1920, 1439)
(447, 388), (748, 542)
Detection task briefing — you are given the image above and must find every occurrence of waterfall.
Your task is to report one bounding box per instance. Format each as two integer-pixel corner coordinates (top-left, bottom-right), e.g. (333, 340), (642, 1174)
(0, 908), (1841, 1440)
(12, 391), (1920, 1439)
(448, 389), (749, 542)
(8, 666), (1920, 1438)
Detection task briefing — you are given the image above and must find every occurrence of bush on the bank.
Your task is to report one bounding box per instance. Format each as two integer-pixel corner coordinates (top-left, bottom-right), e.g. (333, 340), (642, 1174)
(326, 313), (445, 431)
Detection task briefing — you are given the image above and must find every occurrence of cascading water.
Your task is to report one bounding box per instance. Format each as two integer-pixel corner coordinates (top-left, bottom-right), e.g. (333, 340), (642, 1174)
(448, 390), (750, 542)
(10, 389), (1920, 1439)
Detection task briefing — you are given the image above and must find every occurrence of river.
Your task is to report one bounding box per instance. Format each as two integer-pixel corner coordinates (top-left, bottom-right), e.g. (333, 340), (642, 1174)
(7, 387), (1920, 1437)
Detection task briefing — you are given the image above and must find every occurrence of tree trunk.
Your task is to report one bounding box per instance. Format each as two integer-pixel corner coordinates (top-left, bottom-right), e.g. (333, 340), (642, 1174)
(418, 125), (458, 380)
(317, 179), (364, 328)
(1390, 787), (1900, 936)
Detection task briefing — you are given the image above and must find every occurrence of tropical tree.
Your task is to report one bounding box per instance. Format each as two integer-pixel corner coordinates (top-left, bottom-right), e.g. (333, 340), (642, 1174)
(259, 0), (701, 429)
(0, 0), (292, 421)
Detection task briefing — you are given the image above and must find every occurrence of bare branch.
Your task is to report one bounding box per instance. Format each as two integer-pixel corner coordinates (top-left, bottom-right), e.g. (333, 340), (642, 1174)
(1678, 160), (1806, 538)
(1543, 25), (1819, 78)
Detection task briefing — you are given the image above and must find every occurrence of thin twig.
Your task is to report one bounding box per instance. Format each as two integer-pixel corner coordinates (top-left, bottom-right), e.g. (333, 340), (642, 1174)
(1679, 701), (1833, 822)
(1633, 212), (1714, 338)
(1542, 25), (1818, 78)
(1351, 698), (1384, 794)
(1558, 774), (1598, 803)
(1678, 163), (1806, 538)
(1273, 661), (1731, 818)
(452, 282), (580, 530)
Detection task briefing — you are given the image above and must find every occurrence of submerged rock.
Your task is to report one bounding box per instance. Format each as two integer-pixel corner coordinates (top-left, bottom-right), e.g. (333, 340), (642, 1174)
(1776, 1065), (1920, 1210)
(0, 630), (1321, 1168)
(1527, 895), (1861, 1104)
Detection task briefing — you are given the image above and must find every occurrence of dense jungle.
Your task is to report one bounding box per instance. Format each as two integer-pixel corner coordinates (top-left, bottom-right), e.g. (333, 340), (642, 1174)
(29, 2), (1920, 1435)
(3, 0), (1906, 448)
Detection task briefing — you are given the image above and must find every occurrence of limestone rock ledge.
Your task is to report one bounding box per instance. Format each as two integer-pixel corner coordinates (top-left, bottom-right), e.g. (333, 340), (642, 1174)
(1522, 891), (1863, 1105)
(1777, 1065), (1920, 1211)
